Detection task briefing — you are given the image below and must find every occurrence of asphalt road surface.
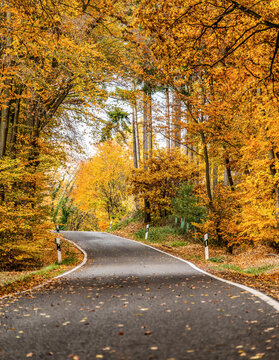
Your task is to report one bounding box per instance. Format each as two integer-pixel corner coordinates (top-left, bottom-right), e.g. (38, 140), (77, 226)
(1, 231), (279, 360)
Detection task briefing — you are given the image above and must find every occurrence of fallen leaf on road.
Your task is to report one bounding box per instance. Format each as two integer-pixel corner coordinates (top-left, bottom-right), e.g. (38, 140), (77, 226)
(250, 354), (265, 359)
(264, 328), (274, 332)
(26, 353), (33, 358)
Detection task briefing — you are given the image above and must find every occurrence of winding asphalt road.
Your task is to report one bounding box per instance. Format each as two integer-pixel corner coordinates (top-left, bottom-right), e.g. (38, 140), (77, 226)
(0, 231), (279, 359)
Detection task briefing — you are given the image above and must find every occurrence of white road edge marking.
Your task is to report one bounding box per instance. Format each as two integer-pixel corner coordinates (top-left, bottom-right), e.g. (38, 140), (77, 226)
(2, 231), (278, 313)
(0, 238), (87, 300)
(107, 232), (279, 312)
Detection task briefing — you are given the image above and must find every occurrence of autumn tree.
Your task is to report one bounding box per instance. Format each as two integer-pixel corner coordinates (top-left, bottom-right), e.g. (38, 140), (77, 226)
(127, 0), (279, 249)
(130, 149), (198, 222)
(0, 0), (132, 267)
(71, 141), (133, 230)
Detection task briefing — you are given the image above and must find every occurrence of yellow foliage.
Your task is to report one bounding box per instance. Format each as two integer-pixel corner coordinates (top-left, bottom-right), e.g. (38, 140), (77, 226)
(130, 149), (198, 221)
(71, 140), (133, 229)
(0, 153), (56, 270)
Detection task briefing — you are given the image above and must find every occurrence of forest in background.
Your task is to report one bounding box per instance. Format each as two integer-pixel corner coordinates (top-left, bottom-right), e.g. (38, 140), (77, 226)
(1, 0), (279, 269)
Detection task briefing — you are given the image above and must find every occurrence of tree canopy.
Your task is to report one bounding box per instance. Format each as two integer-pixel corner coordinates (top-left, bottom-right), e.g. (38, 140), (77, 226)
(1, 0), (279, 268)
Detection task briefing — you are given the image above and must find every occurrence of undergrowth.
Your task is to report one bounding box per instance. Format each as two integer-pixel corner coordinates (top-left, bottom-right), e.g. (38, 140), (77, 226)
(135, 225), (179, 243)
(213, 263), (279, 275)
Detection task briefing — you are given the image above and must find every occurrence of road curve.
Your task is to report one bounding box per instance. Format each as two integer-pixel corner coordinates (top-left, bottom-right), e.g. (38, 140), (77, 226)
(0, 231), (278, 360)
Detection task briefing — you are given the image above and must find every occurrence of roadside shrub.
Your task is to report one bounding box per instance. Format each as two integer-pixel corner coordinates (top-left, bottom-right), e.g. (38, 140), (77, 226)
(135, 225), (177, 243)
(173, 183), (206, 224)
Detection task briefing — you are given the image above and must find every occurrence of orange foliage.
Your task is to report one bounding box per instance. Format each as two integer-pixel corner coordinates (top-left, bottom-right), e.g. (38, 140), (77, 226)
(130, 149), (198, 221)
(71, 141), (133, 230)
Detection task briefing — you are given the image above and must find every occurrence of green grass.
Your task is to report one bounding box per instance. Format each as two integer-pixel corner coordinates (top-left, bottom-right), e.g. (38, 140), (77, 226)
(245, 264), (278, 275)
(110, 218), (133, 231)
(209, 256), (225, 263)
(213, 263), (279, 275)
(109, 212), (142, 231)
(1, 250), (80, 287)
(61, 256), (77, 265)
(217, 264), (242, 272)
(170, 240), (188, 247)
(135, 225), (178, 243)
(1, 264), (60, 286)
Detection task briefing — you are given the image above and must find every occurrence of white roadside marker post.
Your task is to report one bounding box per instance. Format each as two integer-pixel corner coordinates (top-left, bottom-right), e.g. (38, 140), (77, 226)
(55, 225), (62, 264)
(110, 220), (113, 229)
(204, 233), (209, 260)
(145, 224), (150, 240)
(55, 238), (62, 264)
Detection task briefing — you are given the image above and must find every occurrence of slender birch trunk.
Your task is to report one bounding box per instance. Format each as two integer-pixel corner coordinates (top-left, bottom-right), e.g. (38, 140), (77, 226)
(135, 101), (140, 166)
(148, 93), (152, 155)
(132, 106), (138, 169)
(166, 87), (171, 152)
(143, 93), (148, 162)
(172, 90), (181, 149)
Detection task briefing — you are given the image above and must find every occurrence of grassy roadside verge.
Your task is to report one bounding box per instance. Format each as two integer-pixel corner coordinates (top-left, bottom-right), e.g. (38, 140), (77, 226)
(110, 220), (279, 301)
(0, 238), (84, 297)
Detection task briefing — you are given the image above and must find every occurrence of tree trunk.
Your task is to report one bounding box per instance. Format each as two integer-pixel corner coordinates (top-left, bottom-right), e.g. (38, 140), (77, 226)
(269, 149), (279, 225)
(202, 140), (212, 203)
(0, 93), (10, 158)
(132, 106), (138, 169)
(0, 9), (12, 158)
(212, 165), (218, 196)
(144, 198), (151, 223)
(172, 91), (181, 148)
(143, 93), (148, 162)
(8, 92), (21, 156)
(224, 157), (234, 191)
(148, 93), (152, 155)
(201, 132), (223, 245)
(166, 87), (171, 152)
(135, 102), (140, 165)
